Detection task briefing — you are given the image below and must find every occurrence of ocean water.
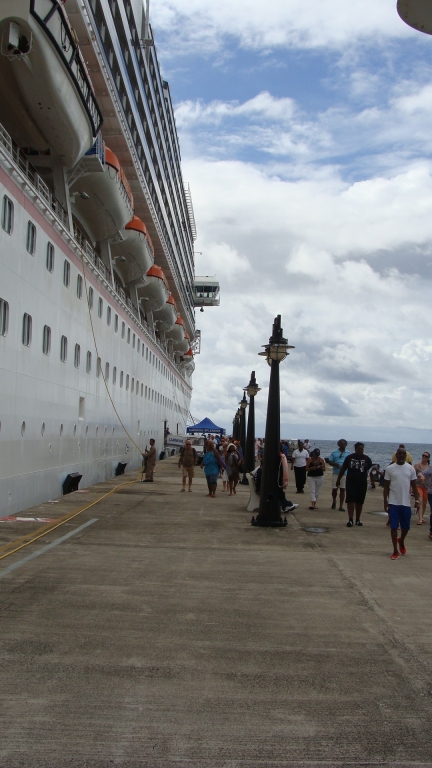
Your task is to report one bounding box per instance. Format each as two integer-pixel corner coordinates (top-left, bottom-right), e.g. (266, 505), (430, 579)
(291, 439), (432, 469)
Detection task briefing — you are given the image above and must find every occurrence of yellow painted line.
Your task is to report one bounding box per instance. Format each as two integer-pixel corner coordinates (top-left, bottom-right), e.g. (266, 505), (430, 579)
(0, 477), (139, 562)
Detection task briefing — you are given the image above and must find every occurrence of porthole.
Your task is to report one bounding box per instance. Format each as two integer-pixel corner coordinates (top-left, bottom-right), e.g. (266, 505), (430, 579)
(85, 425), (89, 436)
(49, 443), (52, 453)
(73, 424), (77, 436)
(41, 422), (45, 436)
(60, 423), (64, 436)
(21, 421), (25, 436)
(96, 426), (98, 436)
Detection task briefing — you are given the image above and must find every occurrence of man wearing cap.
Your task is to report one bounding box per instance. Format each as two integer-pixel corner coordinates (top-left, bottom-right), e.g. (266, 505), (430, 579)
(178, 439), (197, 492)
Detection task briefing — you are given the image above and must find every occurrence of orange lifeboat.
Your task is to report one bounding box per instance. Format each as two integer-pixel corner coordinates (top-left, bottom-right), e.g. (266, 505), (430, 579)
(70, 145), (134, 243)
(111, 216), (154, 283)
(137, 265), (170, 312)
(153, 293), (177, 331)
(183, 348), (195, 370)
(166, 314), (186, 344)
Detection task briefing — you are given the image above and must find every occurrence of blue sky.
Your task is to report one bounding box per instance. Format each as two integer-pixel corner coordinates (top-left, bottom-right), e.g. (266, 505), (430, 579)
(152, 0), (432, 441)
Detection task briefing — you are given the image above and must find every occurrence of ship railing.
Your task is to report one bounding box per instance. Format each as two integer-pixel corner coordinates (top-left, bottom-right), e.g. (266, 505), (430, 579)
(0, 122), (69, 228)
(30, 0), (103, 137)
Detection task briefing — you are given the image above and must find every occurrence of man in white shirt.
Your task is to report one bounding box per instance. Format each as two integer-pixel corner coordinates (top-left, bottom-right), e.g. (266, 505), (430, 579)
(290, 440), (309, 494)
(384, 447), (419, 560)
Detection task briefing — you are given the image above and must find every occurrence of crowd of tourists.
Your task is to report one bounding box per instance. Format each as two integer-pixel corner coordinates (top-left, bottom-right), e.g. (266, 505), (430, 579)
(175, 434), (432, 560)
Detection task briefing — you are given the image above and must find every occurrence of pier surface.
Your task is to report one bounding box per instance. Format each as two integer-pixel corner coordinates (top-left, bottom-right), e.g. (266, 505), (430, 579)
(1, 458), (432, 767)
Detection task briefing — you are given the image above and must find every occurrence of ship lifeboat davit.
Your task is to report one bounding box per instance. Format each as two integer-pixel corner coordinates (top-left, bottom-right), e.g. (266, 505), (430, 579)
(138, 265), (169, 312)
(153, 293), (177, 331)
(0, 4), (101, 167)
(111, 216), (154, 284)
(70, 147), (134, 243)
(175, 329), (190, 355)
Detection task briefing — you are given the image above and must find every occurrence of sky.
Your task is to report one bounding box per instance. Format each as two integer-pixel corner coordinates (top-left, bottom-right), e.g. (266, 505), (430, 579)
(152, 0), (432, 441)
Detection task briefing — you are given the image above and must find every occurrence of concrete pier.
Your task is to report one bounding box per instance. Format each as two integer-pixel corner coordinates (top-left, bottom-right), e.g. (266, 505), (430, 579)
(0, 457), (432, 767)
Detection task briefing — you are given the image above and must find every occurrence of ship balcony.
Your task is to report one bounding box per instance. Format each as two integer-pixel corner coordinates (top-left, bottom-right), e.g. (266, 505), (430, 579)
(193, 277), (220, 308)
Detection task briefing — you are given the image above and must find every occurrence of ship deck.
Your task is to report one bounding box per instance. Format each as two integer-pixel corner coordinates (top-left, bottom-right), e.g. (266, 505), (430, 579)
(1, 459), (432, 766)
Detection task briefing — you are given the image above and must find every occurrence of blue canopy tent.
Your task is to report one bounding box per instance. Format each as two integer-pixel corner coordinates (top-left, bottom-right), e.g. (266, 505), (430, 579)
(186, 417), (226, 436)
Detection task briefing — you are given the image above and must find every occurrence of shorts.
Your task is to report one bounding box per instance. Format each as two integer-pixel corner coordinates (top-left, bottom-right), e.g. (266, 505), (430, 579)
(418, 486), (428, 501)
(182, 466), (194, 479)
(205, 473), (218, 486)
(332, 474), (346, 489)
(388, 504), (411, 531)
(345, 482), (367, 505)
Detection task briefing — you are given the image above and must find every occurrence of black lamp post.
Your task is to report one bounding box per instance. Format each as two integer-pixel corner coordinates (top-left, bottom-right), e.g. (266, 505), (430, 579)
(239, 392), (248, 484)
(244, 371), (260, 475)
(252, 315), (294, 527)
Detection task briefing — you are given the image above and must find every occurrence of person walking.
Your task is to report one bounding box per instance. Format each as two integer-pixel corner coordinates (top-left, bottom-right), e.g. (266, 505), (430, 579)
(226, 443), (240, 495)
(178, 439), (197, 492)
(306, 448), (326, 510)
(291, 440), (309, 494)
(327, 439), (350, 511)
(413, 451), (430, 524)
(336, 442), (372, 527)
(202, 440), (223, 498)
(384, 447), (420, 559)
(416, 459), (432, 540)
(142, 439), (156, 482)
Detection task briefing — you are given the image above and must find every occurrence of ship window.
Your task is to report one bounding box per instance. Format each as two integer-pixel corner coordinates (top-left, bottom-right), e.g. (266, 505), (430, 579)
(137, 338), (140, 352)
(79, 397), (85, 420)
(0, 298), (9, 336)
(127, 328), (131, 344)
(126, 374), (129, 390)
(86, 350), (92, 373)
(136, 380), (139, 394)
(74, 343), (80, 368)
(88, 286), (94, 309)
(96, 356), (101, 377)
(146, 347), (148, 360)
(42, 325), (51, 355)
(105, 362), (109, 379)
(77, 275), (83, 299)
(63, 260), (70, 287)
(131, 377), (134, 392)
(113, 366), (117, 384)
(1, 196), (13, 234)
(141, 383), (143, 396)
(142, 344), (145, 357)
(120, 370), (124, 387)
(132, 333), (136, 348)
(107, 306), (111, 326)
(114, 313), (118, 332)
(145, 385), (147, 398)
(22, 313), (32, 346)
(121, 321), (125, 339)
(46, 242), (55, 272)
(60, 335), (67, 362)
(26, 221), (36, 255)
(98, 297), (103, 318)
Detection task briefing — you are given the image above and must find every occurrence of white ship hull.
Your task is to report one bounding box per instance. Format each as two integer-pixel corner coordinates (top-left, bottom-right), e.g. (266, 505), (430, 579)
(0, 165), (191, 516)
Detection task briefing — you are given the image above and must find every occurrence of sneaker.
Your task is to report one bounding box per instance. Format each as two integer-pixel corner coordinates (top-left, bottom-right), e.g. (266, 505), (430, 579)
(355, 520), (363, 526)
(347, 520), (353, 527)
(286, 503), (299, 511)
(390, 553), (399, 560)
(397, 537), (406, 555)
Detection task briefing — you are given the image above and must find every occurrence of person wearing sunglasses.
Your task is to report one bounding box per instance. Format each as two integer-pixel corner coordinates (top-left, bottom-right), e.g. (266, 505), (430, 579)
(414, 451), (431, 524)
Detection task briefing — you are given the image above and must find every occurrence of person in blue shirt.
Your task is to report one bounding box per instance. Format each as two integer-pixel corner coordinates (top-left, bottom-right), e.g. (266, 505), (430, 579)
(326, 439), (350, 511)
(202, 440), (222, 497)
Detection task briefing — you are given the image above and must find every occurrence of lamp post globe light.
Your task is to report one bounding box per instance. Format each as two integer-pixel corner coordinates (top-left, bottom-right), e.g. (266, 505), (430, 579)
(244, 371), (260, 475)
(252, 315), (294, 527)
(239, 392), (248, 484)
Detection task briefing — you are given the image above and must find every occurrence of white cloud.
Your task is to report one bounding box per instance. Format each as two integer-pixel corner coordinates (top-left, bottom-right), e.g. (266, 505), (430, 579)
(153, 0), (411, 55)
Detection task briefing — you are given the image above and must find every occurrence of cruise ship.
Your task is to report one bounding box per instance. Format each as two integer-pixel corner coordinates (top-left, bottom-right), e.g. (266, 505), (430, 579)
(0, 0), (217, 515)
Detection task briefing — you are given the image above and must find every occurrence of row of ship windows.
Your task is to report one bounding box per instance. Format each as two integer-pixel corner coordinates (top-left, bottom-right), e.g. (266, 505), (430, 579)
(1, 196), (189, 394)
(14, 421), (160, 438)
(0, 302), (188, 414)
